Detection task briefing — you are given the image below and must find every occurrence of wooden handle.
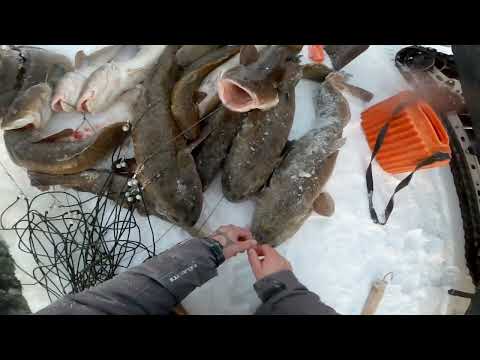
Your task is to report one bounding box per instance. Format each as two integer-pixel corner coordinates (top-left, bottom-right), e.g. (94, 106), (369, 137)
(361, 280), (387, 315)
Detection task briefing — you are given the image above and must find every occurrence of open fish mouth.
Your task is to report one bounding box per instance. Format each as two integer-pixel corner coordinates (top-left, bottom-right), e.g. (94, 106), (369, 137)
(77, 90), (96, 113)
(217, 78), (279, 112)
(51, 95), (76, 112)
(51, 96), (66, 112)
(51, 72), (87, 113)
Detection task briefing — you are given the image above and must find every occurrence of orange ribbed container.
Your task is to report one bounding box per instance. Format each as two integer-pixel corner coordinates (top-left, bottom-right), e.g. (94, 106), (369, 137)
(361, 91), (451, 174)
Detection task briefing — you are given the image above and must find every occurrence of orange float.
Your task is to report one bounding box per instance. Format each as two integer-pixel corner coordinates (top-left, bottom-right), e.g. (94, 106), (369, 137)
(361, 91), (451, 174)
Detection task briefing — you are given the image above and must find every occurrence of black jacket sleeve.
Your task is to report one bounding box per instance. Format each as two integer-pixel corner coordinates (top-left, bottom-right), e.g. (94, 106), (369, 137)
(37, 237), (225, 315)
(253, 270), (338, 315)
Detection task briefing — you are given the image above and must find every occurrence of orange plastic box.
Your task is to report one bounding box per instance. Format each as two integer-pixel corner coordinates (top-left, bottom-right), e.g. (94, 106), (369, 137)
(361, 91), (451, 174)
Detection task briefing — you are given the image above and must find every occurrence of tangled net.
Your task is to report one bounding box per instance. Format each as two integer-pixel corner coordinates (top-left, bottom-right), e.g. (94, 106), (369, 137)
(0, 145), (162, 302)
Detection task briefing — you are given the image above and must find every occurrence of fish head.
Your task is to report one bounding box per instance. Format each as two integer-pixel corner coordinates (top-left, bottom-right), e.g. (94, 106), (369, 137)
(218, 66), (280, 113)
(217, 45), (301, 113)
(51, 72), (86, 112)
(77, 63), (123, 114)
(2, 83), (52, 130)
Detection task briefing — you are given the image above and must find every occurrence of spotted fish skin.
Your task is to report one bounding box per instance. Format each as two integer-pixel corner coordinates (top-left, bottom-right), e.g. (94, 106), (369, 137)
(133, 45), (203, 228)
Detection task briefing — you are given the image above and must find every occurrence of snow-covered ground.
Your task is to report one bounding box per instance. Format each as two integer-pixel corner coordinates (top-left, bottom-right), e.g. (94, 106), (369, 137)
(0, 45), (474, 314)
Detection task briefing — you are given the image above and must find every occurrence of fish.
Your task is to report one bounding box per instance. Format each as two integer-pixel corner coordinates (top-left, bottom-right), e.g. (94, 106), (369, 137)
(251, 74), (351, 246)
(193, 106), (244, 190)
(302, 63), (374, 102)
(0, 46), (73, 121)
(217, 45), (303, 113)
(2, 63), (68, 131)
(28, 168), (166, 228)
(222, 62), (302, 202)
(132, 45), (203, 228)
(28, 169), (139, 210)
(196, 45), (268, 118)
(176, 45), (222, 68)
(51, 45), (124, 112)
(171, 45), (241, 140)
(76, 45), (167, 114)
(28, 168), (209, 239)
(3, 86), (142, 175)
(0, 236), (31, 315)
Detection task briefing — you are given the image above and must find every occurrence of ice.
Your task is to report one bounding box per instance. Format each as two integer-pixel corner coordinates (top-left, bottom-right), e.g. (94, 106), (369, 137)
(0, 45), (473, 314)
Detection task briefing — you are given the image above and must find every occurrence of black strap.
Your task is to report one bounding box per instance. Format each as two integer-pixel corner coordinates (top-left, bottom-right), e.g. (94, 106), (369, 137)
(366, 108), (451, 225)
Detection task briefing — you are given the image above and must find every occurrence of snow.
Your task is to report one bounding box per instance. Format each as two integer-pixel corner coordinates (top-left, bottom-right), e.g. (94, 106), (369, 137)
(0, 45), (473, 314)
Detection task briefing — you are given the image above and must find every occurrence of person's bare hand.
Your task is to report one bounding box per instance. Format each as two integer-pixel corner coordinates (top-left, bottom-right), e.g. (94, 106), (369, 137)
(247, 245), (292, 281)
(210, 225), (257, 260)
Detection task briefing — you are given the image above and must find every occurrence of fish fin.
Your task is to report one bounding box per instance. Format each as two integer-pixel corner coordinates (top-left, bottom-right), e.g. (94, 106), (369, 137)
(313, 192), (335, 217)
(193, 91), (208, 104)
(33, 129), (75, 143)
(75, 50), (88, 68)
(240, 45), (259, 66)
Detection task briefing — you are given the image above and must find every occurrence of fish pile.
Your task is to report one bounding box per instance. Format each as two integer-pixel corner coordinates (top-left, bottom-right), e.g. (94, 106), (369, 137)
(1, 45), (370, 245)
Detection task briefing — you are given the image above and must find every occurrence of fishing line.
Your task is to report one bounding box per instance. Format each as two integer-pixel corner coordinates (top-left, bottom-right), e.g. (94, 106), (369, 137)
(74, 111), (97, 135)
(199, 195), (225, 232)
